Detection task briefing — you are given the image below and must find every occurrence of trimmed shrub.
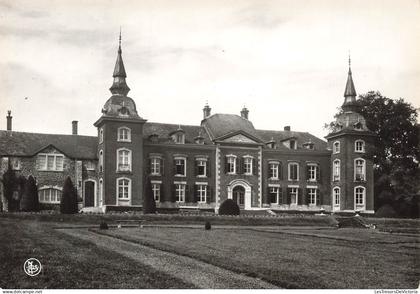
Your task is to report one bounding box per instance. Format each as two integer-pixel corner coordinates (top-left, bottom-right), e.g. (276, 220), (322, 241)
(204, 221), (211, 230)
(218, 199), (240, 216)
(143, 176), (156, 214)
(99, 221), (109, 230)
(60, 177), (78, 214)
(1, 163), (18, 211)
(20, 176), (39, 212)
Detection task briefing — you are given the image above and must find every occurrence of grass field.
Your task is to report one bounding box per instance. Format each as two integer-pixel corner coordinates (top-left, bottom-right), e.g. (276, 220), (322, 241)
(0, 213), (419, 289)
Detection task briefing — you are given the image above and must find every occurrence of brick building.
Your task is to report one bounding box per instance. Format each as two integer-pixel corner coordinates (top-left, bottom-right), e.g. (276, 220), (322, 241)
(0, 38), (375, 213)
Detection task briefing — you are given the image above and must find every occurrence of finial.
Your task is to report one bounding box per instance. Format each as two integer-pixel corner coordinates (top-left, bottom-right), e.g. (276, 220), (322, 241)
(348, 51), (352, 73)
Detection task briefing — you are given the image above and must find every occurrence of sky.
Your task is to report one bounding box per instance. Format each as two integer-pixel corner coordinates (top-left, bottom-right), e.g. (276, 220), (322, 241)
(0, 0), (419, 139)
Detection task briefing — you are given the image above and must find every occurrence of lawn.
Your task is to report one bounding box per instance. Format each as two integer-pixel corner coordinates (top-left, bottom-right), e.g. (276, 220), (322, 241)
(95, 226), (420, 289)
(0, 218), (192, 289)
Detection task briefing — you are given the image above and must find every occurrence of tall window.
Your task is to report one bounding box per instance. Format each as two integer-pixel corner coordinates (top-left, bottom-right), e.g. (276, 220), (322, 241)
(269, 186), (280, 204)
(288, 163), (299, 181)
(117, 149), (131, 171)
(39, 188), (62, 203)
(152, 183), (161, 202)
(243, 157), (253, 175)
(99, 179), (103, 205)
(117, 178), (131, 199)
(307, 188), (317, 205)
(333, 187), (340, 207)
(99, 150), (103, 172)
(150, 157), (161, 175)
(333, 160), (340, 181)
(99, 128), (104, 143)
(289, 187), (298, 204)
(196, 184), (207, 203)
(118, 127), (131, 142)
(175, 184), (186, 202)
(355, 140), (365, 153)
(37, 153), (64, 171)
(269, 162), (279, 179)
(226, 156), (236, 174)
(289, 140), (297, 150)
(355, 186), (365, 208)
(174, 158), (186, 176)
(354, 159), (366, 181)
(307, 164), (318, 182)
(333, 141), (340, 154)
(196, 159), (207, 177)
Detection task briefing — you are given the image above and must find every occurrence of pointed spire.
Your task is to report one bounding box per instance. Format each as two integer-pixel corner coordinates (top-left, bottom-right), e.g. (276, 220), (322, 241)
(110, 28), (130, 96)
(342, 54), (357, 110)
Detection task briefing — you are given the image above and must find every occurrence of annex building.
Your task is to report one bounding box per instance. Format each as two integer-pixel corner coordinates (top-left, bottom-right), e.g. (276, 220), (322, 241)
(0, 38), (375, 213)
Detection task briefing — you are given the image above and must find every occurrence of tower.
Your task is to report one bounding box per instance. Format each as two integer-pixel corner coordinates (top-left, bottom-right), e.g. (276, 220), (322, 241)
(94, 32), (147, 210)
(325, 58), (375, 213)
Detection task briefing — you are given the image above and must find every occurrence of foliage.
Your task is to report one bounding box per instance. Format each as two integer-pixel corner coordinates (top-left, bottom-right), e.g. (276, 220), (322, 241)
(204, 221), (211, 230)
(143, 176), (156, 214)
(20, 176), (39, 212)
(60, 177), (78, 214)
(1, 162), (18, 211)
(327, 91), (420, 217)
(218, 199), (240, 215)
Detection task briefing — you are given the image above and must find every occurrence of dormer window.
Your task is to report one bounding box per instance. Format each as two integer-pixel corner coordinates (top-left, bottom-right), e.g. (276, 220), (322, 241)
(354, 121), (363, 130)
(303, 141), (314, 150)
(290, 140), (297, 150)
(171, 126), (185, 144)
(266, 137), (276, 149)
(149, 134), (159, 143)
(118, 127), (131, 142)
(119, 106), (130, 116)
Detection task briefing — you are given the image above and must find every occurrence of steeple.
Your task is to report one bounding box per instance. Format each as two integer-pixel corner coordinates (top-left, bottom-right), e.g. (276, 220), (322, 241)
(109, 29), (130, 96)
(342, 55), (357, 111)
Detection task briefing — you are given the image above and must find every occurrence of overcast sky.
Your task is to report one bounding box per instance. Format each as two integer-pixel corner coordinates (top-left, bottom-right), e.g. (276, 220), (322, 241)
(0, 0), (419, 139)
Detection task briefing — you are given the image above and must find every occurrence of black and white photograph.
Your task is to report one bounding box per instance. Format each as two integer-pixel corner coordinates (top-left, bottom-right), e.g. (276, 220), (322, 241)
(0, 0), (419, 291)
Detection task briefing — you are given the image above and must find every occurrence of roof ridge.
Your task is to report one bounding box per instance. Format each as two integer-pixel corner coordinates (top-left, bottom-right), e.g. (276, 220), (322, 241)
(146, 122), (201, 128)
(0, 130), (96, 139)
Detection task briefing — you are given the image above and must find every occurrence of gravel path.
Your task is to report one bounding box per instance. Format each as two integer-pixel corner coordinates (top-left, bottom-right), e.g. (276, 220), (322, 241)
(62, 228), (277, 289)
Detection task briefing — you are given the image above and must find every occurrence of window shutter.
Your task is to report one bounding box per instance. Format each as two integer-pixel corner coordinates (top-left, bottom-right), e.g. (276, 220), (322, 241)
(287, 188), (292, 204)
(267, 163), (271, 178)
(207, 186), (211, 203)
(206, 161), (210, 177)
(279, 187), (285, 204)
(161, 158), (165, 176)
(172, 184), (176, 202)
(194, 185), (198, 202)
(305, 188), (310, 205)
(160, 183), (165, 202)
(252, 158), (257, 175)
(316, 165), (320, 182)
(306, 165), (310, 181)
(237, 157), (242, 174)
(266, 186), (271, 204)
(279, 163), (282, 180)
(147, 158), (151, 175)
(224, 156), (228, 173)
(316, 189), (321, 206)
(298, 188), (303, 205)
(185, 184), (190, 202)
(194, 160), (199, 176)
(173, 160), (177, 175)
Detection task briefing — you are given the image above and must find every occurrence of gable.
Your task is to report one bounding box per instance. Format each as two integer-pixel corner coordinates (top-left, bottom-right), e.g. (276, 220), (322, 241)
(219, 133), (261, 144)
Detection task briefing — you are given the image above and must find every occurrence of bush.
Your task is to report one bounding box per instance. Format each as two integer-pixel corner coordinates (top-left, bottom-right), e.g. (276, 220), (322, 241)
(20, 176), (39, 212)
(1, 163), (17, 211)
(375, 204), (398, 218)
(204, 221), (211, 230)
(218, 199), (240, 215)
(99, 221), (109, 230)
(60, 177), (78, 214)
(143, 176), (156, 214)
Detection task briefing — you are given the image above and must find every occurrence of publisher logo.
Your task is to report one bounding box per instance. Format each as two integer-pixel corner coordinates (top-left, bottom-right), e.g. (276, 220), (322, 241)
(23, 258), (42, 276)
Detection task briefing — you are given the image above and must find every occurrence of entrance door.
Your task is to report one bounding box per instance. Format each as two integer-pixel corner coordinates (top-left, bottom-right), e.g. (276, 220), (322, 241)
(232, 186), (245, 209)
(84, 181), (95, 207)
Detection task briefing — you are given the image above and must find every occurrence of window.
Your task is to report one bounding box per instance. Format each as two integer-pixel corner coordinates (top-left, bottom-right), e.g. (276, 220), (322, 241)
(99, 150), (103, 172)
(196, 184), (207, 203)
(150, 157), (162, 175)
(288, 162), (299, 181)
(10, 158), (21, 170)
(333, 141), (340, 154)
(269, 162), (279, 179)
(85, 161), (96, 171)
(226, 155), (236, 174)
(355, 140), (365, 153)
(152, 183), (161, 202)
(175, 184), (186, 202)
(99, 128), (103, 143)
(118, 127), (131, 142)
(39, 188), (62, 203)
(243, 157), (253, 175)
(269, 186), (280, 204)
(355, 186), (365, 208)
(307, 188), (318, 205)
(176, 133), (185, 144)
(354, 159), (366, 181)
(307, 164), (318, 182)
(117, 178), (131, 199)
(333, 160), (340, 181)
(117, 149), (132, 172)
(196, 159), (207, 177)
(99, 179), (103, 205)
(174, 158), (186, 176)
(289, 140), (297, 150)
(333, 187), (340, 207)
(37, 153), (64, 171)
(289, 187), (298, 205)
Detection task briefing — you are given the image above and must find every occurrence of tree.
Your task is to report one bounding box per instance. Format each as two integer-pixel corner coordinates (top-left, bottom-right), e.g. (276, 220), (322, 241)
(327, 91), (420, 217)
(20, 176), (39, 212)
(1, 162), (17, 212)
(60, 177), (78, 214)
(143, 176), (156, 214)
(219, 199), (240, 215)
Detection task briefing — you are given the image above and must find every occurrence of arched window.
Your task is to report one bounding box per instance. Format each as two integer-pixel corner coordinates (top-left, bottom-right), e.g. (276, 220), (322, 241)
(333, 141), (340, 154)
(39, 188), (62, 203)
(117, 148), (132, 172)
(354, 158), (366, 181)
(333, 159), (340, 181)
(355, 140), (365, 153)
(354, 186), (365, 210)
(99, 128), (104, 143)
(117, 177), (131, 200)
(117, 127), (131, 142)
(99, 150), (103, 172)
(333, 187), (340, 207)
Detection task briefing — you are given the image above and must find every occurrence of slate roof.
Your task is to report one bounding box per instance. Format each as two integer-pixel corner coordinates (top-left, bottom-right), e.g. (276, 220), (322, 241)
(143, 122), (212, 145)
(202, 113), (260, 140)
(0, 130), (98, 159)
(256, 129), (329, 151)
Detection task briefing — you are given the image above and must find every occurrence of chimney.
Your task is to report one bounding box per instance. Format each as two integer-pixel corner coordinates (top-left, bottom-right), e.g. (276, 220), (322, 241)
(203, 103), (211, 119)
(240, 106), (249, 120)
(284, 126), (291, 131)
(72, 120), (78, 135)
(6, 110), (12, 131)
